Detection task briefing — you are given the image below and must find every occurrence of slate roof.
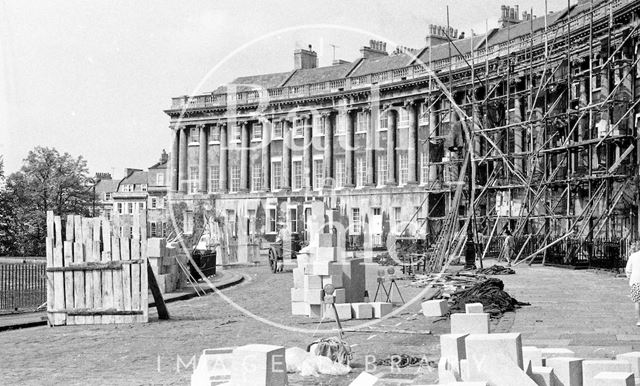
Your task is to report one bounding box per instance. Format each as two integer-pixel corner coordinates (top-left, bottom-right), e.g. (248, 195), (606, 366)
(94, 179), (119, 195)
(284, 62), (356, 86)
(213, 71), (293, 94)
(119, 170), (148, 187)
(350, 54), (413, 77)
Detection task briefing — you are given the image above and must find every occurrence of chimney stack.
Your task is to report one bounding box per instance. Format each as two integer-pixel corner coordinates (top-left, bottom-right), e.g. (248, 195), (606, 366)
(360, 39), (388, 59)
(95, 172), (112, 180)
(425, 24), (458, 47)
(294, 45), (318, 70)
(498, 4), (522, 28)
(160, 149), (168, 164)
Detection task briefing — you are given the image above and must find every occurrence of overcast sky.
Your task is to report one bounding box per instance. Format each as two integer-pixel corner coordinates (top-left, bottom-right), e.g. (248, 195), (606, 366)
(0, 0), (568, 178)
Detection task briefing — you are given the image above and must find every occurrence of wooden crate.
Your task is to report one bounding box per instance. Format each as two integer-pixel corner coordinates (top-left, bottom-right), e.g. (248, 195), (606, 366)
(46, 211), (149, 325)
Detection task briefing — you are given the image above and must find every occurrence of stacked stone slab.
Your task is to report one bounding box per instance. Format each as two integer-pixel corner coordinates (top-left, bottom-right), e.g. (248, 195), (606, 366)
(147, 238), (189, 294)
(433, 303), (640, 386)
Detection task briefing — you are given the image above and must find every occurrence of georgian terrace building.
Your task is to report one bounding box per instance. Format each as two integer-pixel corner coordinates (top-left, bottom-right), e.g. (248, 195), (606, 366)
(164, 0), (640, 264)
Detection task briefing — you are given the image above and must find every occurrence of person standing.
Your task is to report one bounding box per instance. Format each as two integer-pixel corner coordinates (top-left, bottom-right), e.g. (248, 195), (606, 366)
(625, 242), (640, 326)
(502, 229), (515, 266)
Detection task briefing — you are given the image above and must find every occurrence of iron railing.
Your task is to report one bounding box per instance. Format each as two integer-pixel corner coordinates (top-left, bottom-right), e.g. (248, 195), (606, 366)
(0, 261), (47, 313)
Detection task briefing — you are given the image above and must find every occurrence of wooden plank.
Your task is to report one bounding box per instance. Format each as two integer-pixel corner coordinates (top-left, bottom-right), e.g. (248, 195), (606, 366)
(46, 262), (134, 271)
(92, 239), (102, 324)
(101, 218), (113, 323)
(63, 241), (75, 325)
(66, 309), (144, 316)
(82, 217), (94, 324)
(73, 215), (82, 242)
(53, 244), (66, 325)
(130, 238), (141, 321)
(140, 211), (147, 240)
(45, 237), (54, 326)
(132, 212), (140, 239)
(65, 215), (74, 242)
(111, 236), (124, 324)
(72, 241), (86, 325)
(46, 211), (54, 239)
(147, 260), (169, 320)
(121, 238), (133, 323)
(54, 216), (62, 248)
(140, 239), (149, 323)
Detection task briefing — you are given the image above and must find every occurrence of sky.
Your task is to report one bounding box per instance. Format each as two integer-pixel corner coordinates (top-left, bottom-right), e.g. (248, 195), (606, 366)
(0, 0), (569, 179)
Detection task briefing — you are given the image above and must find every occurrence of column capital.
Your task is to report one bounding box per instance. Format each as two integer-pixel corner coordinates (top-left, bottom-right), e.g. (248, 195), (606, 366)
(195, 123), (205, 130)
(298, 113), (310, 121)
(218, 122), (227, 128)
(320, 110), (335, 118)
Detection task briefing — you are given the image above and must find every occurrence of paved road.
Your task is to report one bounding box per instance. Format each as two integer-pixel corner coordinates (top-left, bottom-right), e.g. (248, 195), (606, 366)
(0, 262), (635, 385)
(499, 263), (638, 359)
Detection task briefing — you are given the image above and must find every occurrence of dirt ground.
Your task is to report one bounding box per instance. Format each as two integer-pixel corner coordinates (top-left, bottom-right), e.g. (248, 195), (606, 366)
(0, 265), (510, 385)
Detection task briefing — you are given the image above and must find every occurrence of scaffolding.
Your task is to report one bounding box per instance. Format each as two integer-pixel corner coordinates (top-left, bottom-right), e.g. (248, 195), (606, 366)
(413, 0), (640, 269)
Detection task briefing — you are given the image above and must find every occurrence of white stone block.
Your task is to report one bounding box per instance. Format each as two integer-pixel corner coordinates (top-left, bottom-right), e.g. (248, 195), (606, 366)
(530, 366), (559, 386)
(460, 359), (469, 381)
(290, 288), (304, 302)
(230, 344), (287, 386)
(465, 303), (484, 313)
(438, 357), (459, 383)
(147, 237), (166, 258)
(325, 303), (352, 320)
(523, 346), (543, 368)
(303, 274), (323, 290)
(308, 304), (323, 318)
(371, 302), (393, 318)
(465, 333), (534, 385)
(304, 289), (324, 305)
(296, 252), (311, 267)
(348, 371), (378, 386)
(593, 371), (634, 386)
(450, 313), (490, 335)
(292, 268), (304, 288)
(582, 360), (632, 386)
(616, 352), (640, 380)
(315, 246), (337, 261)
(191, 347), (234, 386)
(540, 348), (575, 364)
(305, 261), (332, 276)
(440, 333), (468, 375)
(351, 303), (373, 319)
(334, 288), (346, 303)
(545, 357), (583, 386)
(321, 273), (343, 288)
(421, 299), (449, 317)
(291, 302), (309, 316)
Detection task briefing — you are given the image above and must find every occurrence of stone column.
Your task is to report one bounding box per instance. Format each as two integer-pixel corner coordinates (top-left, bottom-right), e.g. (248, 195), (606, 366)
(323, 112), (334, 187)
(345, 109), (356, 187)
(387, 108), (398, 185)
(262, 120), (271, 191)
(282, 119), (292, 190)
(219, 123), (228, 192)
(303, 114), (313, 190)
(365, 108), (375, 186)
(178, 126), (188, 193)
(407, 100), (419, 184)
(198, 124), (208, 193)
(428, 100), (438, 182)
(240, 121), (250, 192)
(513, 97), (523, 174)
(171, 128), (179, 192)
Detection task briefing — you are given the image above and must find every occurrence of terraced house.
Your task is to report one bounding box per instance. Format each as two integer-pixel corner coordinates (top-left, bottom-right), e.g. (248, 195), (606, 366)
(164, 0), (640, 266)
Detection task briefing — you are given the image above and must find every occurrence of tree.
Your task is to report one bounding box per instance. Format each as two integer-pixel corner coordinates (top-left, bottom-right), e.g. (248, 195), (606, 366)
(1, 147), (92, 256)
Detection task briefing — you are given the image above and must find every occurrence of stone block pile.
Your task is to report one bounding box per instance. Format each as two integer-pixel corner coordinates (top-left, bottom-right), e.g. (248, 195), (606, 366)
(290, 201), (392, 320)
(147, 237), (189, 294)
(350, 304), (640, 385)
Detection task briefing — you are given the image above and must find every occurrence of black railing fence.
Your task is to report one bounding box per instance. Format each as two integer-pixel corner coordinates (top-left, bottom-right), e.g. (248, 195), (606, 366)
(0, 261), (47, 313)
